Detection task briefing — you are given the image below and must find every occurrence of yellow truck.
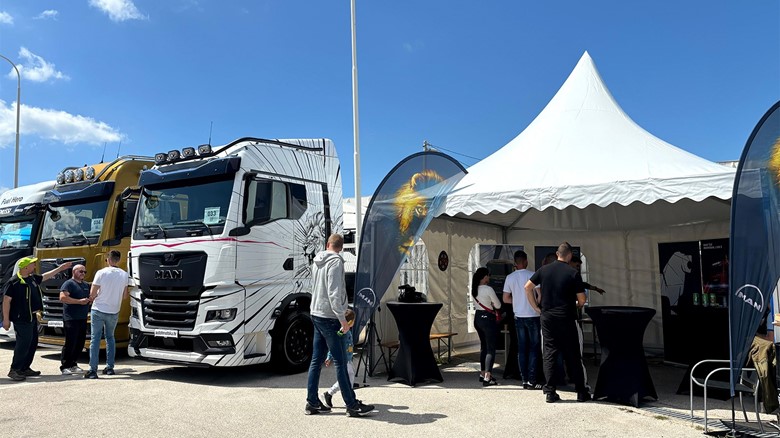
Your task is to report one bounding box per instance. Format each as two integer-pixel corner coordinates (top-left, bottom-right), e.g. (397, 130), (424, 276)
(36, 156), (153, 348)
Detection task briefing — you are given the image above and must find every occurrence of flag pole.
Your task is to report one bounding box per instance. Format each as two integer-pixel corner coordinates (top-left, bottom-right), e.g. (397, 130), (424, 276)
(350, 0), (363, 254)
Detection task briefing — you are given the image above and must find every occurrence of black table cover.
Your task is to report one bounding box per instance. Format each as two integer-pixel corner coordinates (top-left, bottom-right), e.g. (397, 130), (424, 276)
(586, 306), (658, 407)
(386, 301), (444, 386)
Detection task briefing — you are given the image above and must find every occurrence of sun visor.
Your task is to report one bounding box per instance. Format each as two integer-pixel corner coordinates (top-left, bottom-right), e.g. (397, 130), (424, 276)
(139, 157), (241, 187)
(43, 181), (115, 205)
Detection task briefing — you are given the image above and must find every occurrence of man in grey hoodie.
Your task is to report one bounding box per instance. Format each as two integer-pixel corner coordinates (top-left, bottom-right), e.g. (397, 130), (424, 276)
(305, 234), (374, 417)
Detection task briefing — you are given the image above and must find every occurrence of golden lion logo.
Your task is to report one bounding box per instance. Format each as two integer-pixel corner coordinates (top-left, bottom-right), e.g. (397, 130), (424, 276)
(770, 137), (780, 184)
(393, 169), (443, 253)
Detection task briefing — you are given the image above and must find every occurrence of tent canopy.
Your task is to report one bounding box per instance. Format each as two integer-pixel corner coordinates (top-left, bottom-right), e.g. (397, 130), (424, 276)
(441, 52), (735, 231)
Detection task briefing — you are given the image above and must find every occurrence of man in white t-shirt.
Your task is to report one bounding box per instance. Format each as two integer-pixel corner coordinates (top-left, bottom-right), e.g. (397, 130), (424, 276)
(502, 250), (541, 389)
(84, 250), (129, 379)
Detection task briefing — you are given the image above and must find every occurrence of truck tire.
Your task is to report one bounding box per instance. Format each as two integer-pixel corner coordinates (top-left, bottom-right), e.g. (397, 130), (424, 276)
(272, 310), (313, 373)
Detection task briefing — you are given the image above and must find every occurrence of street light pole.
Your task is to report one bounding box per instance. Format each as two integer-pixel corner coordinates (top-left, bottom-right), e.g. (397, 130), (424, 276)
(0, 54), (21, 188)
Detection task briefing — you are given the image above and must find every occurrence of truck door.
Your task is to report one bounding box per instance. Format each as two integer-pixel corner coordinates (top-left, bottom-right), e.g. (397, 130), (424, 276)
(235, 177), (297, 330)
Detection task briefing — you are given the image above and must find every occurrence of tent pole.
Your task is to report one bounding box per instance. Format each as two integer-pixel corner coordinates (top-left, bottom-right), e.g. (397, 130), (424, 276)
(623, 231), (633, 305)
(447, 221), (453, 336)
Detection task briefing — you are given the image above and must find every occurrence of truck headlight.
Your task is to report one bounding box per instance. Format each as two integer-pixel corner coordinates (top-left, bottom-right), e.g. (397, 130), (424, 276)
(205, 308), (237, 322)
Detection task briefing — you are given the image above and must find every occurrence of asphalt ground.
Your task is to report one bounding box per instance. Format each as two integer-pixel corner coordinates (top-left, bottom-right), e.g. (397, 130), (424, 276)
(0, 342), (765, 438)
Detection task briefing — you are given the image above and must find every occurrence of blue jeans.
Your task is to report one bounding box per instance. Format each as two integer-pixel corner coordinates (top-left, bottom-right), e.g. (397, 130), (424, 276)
(515, 316), (541, 383)
(11, 321), (38, 371)
(307, 316), (357, 409)
(89, 309), (119, 372)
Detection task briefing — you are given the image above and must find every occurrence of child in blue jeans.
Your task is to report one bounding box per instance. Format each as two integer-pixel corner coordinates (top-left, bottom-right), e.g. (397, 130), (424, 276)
(323, 309), (355, 407)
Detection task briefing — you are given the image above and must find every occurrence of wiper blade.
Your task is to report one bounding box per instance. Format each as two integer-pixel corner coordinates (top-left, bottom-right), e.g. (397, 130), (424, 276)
(157, 224), (168, 239)
(40, 236), (60, 248)
(72, 232), (92, 247)
(180, 220), (214, 237)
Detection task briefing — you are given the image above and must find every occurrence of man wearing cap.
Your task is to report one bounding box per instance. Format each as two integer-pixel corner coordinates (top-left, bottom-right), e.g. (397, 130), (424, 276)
(1, 257), (72, 381)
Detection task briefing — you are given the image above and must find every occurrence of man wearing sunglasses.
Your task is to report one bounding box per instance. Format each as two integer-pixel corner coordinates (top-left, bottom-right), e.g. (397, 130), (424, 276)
(59, 264), (91, 375)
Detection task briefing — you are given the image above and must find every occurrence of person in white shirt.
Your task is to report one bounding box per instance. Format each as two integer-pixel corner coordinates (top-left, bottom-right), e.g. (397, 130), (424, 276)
(84, 250), (128, 379)
(472, 267), (502, 386)
(503, 250), (541, 390)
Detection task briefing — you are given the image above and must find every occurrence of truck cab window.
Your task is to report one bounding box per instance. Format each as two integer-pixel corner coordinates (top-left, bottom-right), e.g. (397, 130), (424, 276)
(115, 199), (138, 239)
(245, 179), (294, 226)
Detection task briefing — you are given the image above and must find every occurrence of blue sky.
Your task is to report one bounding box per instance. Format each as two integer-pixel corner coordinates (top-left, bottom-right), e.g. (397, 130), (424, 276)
(0, 0), (778, 197)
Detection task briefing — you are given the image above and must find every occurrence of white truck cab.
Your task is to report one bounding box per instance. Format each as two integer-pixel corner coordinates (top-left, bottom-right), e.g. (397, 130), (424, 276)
(128, 137), (344, 370)
(0, 181), (56, 340)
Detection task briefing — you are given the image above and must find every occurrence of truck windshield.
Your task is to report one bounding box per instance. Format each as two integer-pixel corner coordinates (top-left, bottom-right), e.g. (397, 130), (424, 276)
(0, 217), (35, 249)
(136, 178), (233, 239)
(40, 199), (109, 247)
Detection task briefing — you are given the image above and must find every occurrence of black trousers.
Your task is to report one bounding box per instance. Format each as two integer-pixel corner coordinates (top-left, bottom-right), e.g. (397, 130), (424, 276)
(61, 319), (87, 370)
(541, 315), (587, 394)
(474, 310), (499, 373)
(11, 321), (38, 371)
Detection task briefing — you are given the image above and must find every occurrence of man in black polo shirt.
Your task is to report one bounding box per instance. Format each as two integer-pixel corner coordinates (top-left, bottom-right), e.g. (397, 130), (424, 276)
(1, 257), (72, 381)
(59, 264), (91, 375)
(524, 242), (590, 403)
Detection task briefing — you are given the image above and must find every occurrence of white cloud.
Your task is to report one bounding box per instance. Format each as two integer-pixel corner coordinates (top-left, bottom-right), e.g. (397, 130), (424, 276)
(0, 100), (122, 147)
(10, 47), (69, 83)
(34, 10), (59, 20)
(0, 11), (13, 24)
(89, 0), (146, 22)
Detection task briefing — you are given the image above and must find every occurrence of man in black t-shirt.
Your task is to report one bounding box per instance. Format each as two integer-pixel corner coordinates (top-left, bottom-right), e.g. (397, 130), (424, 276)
(59, 264), (91, 375)
(1, 257), (72, 381)
(525, 242), (591, 403)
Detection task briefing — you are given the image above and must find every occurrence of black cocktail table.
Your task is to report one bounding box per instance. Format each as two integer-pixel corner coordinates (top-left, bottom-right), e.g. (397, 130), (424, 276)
(386, 301), (443, 386)
(586, 306), (658, 407)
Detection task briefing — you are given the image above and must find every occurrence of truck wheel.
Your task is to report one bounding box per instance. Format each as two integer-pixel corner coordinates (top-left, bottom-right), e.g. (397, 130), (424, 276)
(272, 310), (313, 373)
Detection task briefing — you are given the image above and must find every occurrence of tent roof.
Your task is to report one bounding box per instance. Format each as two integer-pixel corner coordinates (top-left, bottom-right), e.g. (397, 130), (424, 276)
(442, 52), (735, 222)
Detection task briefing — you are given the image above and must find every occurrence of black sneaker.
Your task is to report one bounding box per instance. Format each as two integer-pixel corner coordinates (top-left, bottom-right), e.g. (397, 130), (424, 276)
(577, 391), (592, 402)
(322, 391), (333, 408)
(7, 370), (26, 381)
(84, 371), (98, 379)
(304, 403), (331, 415)
(20, 368), (41, 377)
(346, 400), (374, 417)
(482, 377), (498, 387)
(545, 392), (561, 403)
(102, 368), (116, 376)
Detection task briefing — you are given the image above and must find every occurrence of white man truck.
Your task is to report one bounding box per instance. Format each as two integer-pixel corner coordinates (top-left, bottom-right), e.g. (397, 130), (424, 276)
(0, 181), (56, 340)
(128, 137), (344, 370)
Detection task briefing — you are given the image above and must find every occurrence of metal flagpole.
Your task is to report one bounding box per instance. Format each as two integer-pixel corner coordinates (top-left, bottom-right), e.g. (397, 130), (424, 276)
(350, 0), (363, 251)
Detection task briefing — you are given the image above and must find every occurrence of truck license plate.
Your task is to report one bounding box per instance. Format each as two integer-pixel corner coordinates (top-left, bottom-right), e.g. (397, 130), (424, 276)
(154, 329), (178, 338)
(48, 321), (64, 328)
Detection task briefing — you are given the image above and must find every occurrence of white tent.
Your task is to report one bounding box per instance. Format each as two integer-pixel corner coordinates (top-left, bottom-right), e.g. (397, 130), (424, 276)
(418, 52), (736, 353)
(442, 51), (735, 232)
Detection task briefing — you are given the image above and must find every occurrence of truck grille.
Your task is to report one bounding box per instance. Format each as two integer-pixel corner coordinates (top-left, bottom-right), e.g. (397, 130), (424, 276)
(141, 297), (198, 330)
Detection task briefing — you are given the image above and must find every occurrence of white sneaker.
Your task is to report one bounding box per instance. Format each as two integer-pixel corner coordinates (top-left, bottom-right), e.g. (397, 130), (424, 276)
(61, 366), (83, 375)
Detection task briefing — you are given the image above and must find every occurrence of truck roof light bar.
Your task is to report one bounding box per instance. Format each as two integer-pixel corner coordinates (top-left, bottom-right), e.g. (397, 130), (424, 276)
(167, 150), (181, 162)
(197, 144), (212, 155)
(182, 147), (196, 158)
(154, 153), (168, 165)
